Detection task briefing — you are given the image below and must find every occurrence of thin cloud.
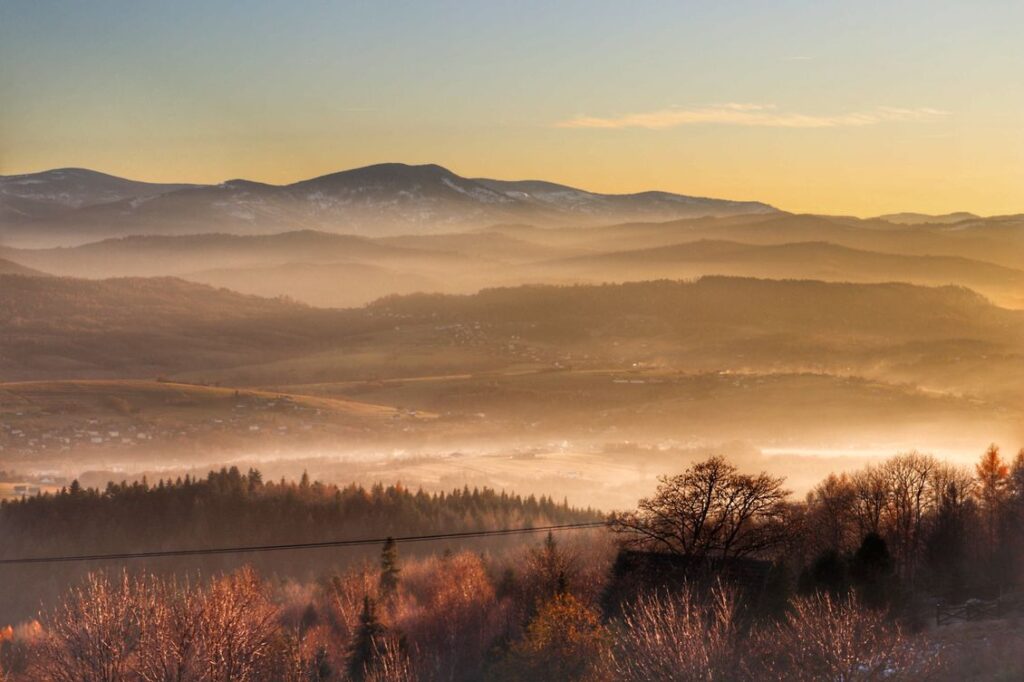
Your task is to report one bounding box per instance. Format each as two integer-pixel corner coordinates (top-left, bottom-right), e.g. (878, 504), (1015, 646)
(556, 104), (948, 130)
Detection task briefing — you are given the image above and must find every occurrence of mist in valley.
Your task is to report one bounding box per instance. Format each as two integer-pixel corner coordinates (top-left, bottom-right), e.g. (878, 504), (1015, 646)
(3, 2), (1024, 676)
(2, 177), (1021, 512)
(2, 179), (1023, 682)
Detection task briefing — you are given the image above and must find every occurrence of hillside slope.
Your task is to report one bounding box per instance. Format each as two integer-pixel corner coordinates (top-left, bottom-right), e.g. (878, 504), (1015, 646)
(541, 239), (1024, 307)
(0, 275), (359, 378)
(0, 257), (43, 276)
(1, 275), (1020, 403)
(489, 213), (1024, 271)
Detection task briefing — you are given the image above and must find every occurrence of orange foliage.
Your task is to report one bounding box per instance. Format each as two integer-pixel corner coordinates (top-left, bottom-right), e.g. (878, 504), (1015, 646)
(498, 592), (610, 681)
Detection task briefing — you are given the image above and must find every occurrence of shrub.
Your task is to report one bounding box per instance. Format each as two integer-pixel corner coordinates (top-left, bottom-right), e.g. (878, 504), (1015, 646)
(607, 585), (739, 682)
(495, 592), (610, 682)
(747, 593), (944, 681)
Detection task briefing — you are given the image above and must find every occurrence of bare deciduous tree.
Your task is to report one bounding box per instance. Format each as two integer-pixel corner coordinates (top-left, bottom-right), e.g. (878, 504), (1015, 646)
(134, 575), (204, 682)
(34, 572), (141, 682)
(37, 568), (292, 682)
(194, 568), (280, 681)
(879, 451), (938, 582)
(850, 466), (888, 539)
(806, 473), (858, 554)
(365, 635), (416, 682)
(394, 551), (506, 680)
(611, 456), (791, 563)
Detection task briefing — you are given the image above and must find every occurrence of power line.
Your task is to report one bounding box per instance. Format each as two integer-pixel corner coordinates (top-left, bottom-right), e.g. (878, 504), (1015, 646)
(0, 521), (608, 566)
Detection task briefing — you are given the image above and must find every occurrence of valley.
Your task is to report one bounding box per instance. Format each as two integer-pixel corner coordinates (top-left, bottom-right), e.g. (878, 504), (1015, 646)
(0, 164), (1021, 508)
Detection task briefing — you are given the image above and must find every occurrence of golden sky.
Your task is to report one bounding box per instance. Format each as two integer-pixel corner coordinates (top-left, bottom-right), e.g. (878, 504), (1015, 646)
(2, 1), (1022, 217)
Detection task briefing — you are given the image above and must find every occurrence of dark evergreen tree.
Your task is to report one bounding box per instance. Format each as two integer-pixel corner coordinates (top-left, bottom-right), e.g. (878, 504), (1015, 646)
(851, 532), (894, 609)
(535, 531), (571, 599)
(800, 549), (848, 597)
(348, 595), (385, 682)
(924, 483), (969, 601)
(379, 537), (401, 597)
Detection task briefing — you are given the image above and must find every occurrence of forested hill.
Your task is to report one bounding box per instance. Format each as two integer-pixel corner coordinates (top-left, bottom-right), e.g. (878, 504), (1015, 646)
(368, 276), (1019, 340)
(0, 274), (356, 378)
(0, 468), (600, 620)
(1, 275), (1021, 395)
(0, 467), (597, 554)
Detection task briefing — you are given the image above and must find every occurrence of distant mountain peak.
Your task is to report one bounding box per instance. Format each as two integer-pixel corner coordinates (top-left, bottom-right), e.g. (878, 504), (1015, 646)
(1, 162), (779, 247)
(0, 167), (199, 217)
(290, 162), (461, 187)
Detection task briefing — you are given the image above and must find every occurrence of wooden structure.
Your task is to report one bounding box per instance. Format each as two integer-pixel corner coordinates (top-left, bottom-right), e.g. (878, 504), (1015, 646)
(935, 593), (1024, 626)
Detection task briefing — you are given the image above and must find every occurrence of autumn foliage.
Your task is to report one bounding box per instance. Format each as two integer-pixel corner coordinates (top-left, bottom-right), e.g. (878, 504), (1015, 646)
(2, 446), (1023, 680)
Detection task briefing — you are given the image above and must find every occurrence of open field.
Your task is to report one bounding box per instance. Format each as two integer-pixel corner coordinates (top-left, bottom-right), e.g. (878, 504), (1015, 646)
(273, 367), (1018, 449)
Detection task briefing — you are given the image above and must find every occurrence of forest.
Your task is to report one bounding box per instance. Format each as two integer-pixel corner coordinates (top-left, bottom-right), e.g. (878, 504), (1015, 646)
(2, 445), (1023, 680)
(0, 469), (596, 622)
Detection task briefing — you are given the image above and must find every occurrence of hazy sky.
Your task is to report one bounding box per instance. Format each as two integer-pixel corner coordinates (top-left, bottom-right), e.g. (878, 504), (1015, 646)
(2, 1), (1022, 216)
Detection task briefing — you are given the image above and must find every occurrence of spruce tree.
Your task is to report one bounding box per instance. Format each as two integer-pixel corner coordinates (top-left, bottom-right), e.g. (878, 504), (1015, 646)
(379, 537), (401, 597)
(348, 595), (385, 682)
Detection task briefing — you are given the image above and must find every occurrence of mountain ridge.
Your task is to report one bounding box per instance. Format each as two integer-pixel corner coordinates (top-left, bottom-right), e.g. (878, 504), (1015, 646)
(0, 164), (777, 247)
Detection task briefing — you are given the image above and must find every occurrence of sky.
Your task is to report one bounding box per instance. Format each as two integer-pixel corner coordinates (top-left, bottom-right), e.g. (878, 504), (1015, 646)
(1, 0), (1022, 216)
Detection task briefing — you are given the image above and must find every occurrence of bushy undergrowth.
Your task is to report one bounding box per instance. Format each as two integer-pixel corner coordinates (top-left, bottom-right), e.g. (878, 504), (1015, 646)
(7, 444), (1024, 680)
(0, 535), (954, 682)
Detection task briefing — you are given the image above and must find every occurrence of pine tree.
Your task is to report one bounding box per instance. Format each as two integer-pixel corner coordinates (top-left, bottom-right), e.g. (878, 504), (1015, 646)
(348, 595), (385, 682)
(379, 537), (400, 597)
(536, 531), (571, 598)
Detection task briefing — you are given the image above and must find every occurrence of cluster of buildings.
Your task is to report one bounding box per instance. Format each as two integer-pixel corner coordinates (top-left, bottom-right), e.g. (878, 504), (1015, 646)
(0, 395), (330, 458)
(436, 322), (549, 364)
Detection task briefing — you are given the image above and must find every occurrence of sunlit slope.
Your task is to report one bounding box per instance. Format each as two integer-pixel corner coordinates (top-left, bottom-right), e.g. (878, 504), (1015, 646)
(274, 369), (1013, 448)
(0, 379), (401, 418)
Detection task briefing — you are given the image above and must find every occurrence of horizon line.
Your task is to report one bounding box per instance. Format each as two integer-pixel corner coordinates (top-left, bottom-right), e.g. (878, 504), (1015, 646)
(3, 162), (1019, 220)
